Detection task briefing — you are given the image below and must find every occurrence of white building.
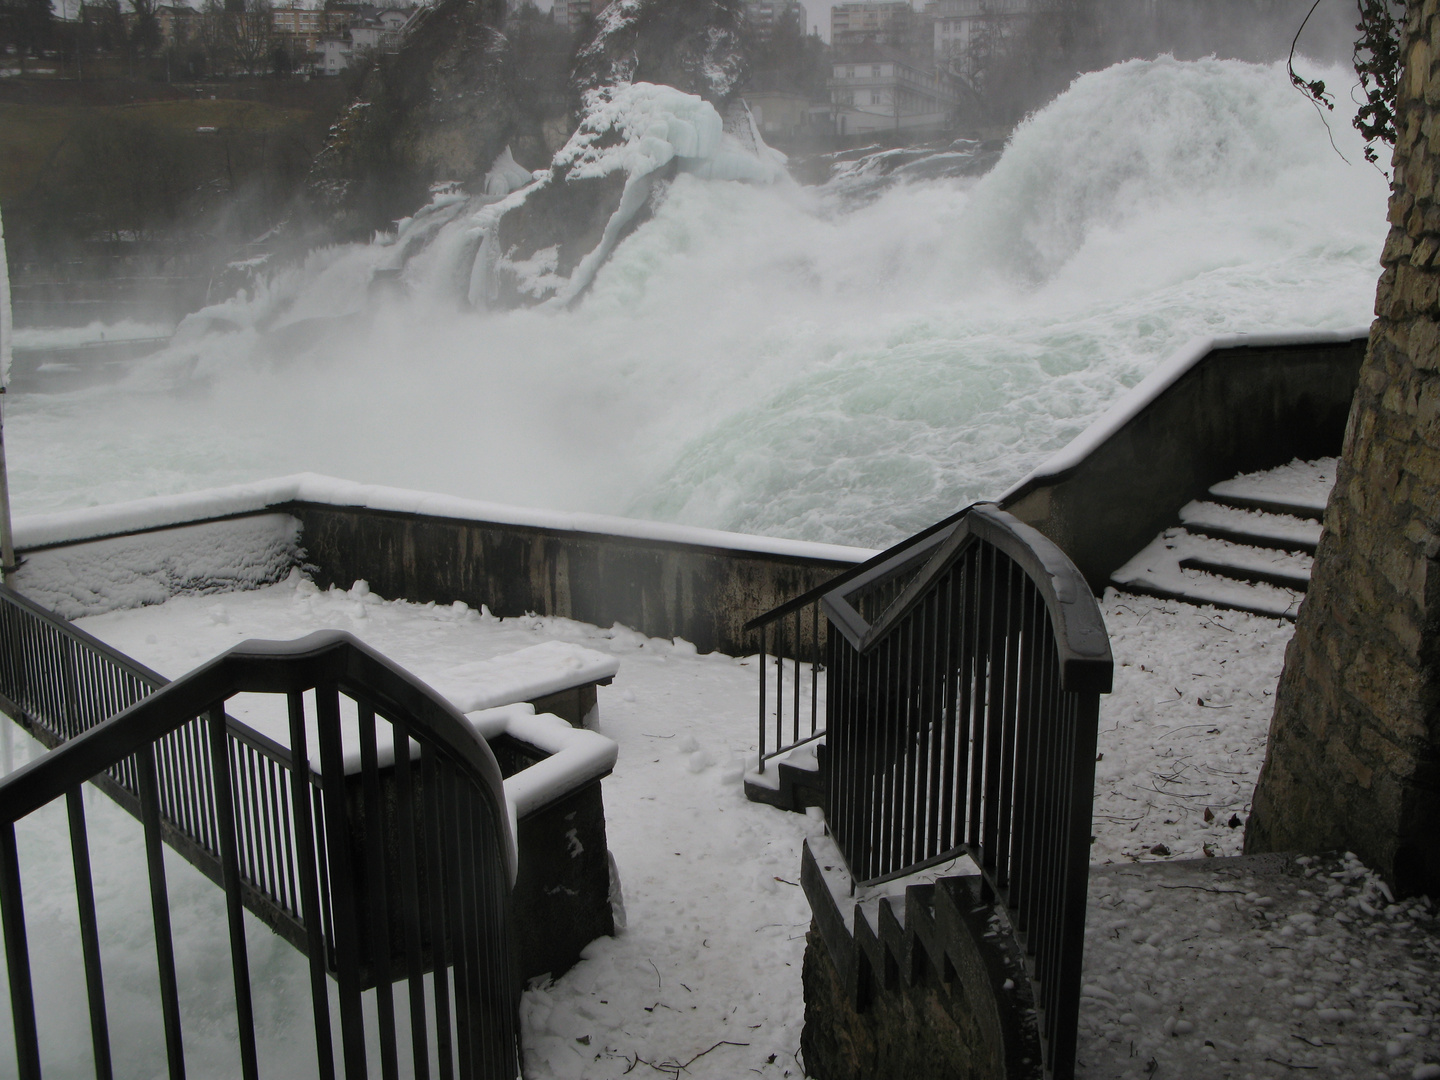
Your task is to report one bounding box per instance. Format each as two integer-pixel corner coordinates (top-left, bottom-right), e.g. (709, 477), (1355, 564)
(830, 1), (912, 48)
(828, 46), (958, 135)
(744, 0), (809, 37)
(927, 0), (1052, 76)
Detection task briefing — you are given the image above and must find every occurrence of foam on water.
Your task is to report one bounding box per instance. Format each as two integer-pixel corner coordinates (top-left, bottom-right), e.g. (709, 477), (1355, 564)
(7, 57), (1389, 547)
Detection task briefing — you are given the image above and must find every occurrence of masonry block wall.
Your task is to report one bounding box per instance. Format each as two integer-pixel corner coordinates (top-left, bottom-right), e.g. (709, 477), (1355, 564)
(1246, 0), (1440, 896)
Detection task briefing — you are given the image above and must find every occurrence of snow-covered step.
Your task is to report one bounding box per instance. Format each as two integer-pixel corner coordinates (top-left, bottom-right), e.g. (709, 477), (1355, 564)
(1205, 457), (1336, 521)
(1178, 500), (1323, 553)
(1173, 531), (1314, 591)
(1110, 458), (1336, 620)
(1111, 529), (1306, 620)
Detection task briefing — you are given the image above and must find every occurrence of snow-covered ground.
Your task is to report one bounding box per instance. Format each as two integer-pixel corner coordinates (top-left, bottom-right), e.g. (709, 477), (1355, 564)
(1, 575), (1436, 1078)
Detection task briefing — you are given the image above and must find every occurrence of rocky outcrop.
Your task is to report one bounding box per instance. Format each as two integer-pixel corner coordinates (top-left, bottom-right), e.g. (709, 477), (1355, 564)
(307, 0), (767, 306)
(308, 0), (573, 239)
(572, 0), (749, 106)
(1245, 0), (1440, 899)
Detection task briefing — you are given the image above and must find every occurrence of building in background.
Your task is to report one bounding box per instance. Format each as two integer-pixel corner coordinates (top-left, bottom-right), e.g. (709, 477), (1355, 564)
(828, 44), (957, 135)
(744, 0), (809, 38)
(927, 0), (1052, 78)
(315, 3), (415, 72)
(553, 0), (614, 30)
(830, 1), (908, 48)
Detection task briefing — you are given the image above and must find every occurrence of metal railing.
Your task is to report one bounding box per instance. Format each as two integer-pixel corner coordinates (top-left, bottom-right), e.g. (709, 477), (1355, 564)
(0, 625), (519, 1080)
(753, 504), (1111, 1080)
(746, 507), (971, 773)
(0, 583), (313, 948)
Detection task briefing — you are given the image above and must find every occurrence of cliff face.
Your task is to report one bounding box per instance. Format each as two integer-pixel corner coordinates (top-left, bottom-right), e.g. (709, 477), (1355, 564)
(308, 0), (573, 239)
(308, 0), (765, 307)
(572, 0), (749, 106)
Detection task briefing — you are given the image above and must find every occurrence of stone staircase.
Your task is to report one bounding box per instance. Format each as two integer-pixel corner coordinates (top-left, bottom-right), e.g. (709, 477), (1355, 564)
(1109, 459), (1335, 619)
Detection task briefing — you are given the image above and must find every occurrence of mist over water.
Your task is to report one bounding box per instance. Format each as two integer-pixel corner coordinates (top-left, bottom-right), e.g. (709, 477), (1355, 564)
(12, 57), (1390, 548)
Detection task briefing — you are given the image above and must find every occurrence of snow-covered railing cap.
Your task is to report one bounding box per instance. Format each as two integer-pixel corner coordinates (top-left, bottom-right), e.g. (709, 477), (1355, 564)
(465, 703), (619, 821)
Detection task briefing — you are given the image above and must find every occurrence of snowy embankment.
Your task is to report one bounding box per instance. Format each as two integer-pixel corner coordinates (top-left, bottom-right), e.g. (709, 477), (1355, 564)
(1, 574), (1435, 1077)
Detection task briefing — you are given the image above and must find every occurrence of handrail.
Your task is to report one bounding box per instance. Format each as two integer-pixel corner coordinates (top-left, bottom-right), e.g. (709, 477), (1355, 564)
(819, 503), (1111, 1080)
(742, 503), (974, 632)
(746, 508), (975, 773)
(0, 582), (315, 947)
(0, 632), (513, 870)
(824, 504), (1113, 691)
(0, 630), (520, 1080)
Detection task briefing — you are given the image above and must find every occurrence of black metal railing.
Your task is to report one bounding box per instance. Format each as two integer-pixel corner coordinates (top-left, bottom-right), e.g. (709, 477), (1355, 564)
(745, 510), (967, 774)
(0, 583), (315, 948)
(756, 504), (1112, 1080)
(0, 628), (519, 1080)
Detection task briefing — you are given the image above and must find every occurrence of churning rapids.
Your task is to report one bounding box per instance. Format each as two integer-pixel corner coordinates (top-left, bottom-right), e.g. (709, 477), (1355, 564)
(10, 56), (1391, 548)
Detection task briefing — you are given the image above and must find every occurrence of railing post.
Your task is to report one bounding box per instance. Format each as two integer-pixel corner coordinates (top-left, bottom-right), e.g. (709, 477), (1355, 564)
(285, 690), (336, 1080)
(314, 683), (369, 1080)
(0, 821), (40, 1080)
(66, 787), (114, 1080)
(207, 706), (259, 1080)
(137, 745), (186, 1080)
(757, 625), (767, 774)
(1050, 690), (1101, 1080)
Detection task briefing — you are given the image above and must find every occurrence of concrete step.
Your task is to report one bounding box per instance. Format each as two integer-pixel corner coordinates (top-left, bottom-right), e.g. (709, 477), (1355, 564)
(1111, 529), (1308, 620)
(1178, 500), (1323, 554)
(1206, 489), (1327, 520)
(1112, 459), (1335, 619)
(1206, 458), (1335, 521)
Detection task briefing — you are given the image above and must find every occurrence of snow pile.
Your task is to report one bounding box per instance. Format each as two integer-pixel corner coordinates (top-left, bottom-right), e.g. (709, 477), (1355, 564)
(1082, 853), (1439, 1079)
(429, 639), (620, 715)
(557, 82), (784, 189)
(11, 514), (303, 619)
(484, 146), (538, 198)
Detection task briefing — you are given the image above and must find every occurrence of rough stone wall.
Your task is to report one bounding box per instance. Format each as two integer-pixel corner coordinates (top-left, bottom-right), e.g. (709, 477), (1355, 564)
(800, 925), (1015, 1080)
(1245, 0), (1440, 897)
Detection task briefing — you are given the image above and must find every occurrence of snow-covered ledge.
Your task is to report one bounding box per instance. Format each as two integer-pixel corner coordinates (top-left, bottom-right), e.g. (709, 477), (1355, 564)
(465, 703), (618, 821)
(12, 473), (878, 564)
(998, 327), (1370, 503)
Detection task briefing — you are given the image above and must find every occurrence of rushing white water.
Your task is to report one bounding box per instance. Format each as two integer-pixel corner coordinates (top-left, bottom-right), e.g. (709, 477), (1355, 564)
(9, 56), (1389, 548)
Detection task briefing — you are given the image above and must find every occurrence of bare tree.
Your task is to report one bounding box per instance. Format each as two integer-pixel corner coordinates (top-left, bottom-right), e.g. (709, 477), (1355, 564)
(227, 0), (272, 75)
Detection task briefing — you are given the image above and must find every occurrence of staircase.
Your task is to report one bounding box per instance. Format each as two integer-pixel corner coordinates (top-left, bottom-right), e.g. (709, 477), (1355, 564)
(1110, 458), (1335, 619)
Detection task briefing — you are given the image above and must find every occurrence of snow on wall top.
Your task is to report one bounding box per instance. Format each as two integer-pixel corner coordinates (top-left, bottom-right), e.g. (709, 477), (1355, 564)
(425, 639), (620, 714)
(998, 327), (1371, 501)
(466, 703), (620, 820)
(11, 473), (878, 564)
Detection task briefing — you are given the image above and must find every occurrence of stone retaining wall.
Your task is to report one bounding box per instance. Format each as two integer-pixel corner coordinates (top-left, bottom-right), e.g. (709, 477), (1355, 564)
(1246, 0), (1440, 898)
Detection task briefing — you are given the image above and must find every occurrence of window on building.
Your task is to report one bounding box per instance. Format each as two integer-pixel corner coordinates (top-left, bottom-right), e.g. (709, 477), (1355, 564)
(871, 91), (880, 105)
(846, 66), (855, 77)
(872, 65), (880, 77)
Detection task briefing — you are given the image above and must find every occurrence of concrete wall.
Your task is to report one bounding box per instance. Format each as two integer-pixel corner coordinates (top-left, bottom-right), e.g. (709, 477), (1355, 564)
(1001, 333), (1367, 593)
(284, 502), (859, 656)
(1247, 0), (1440, 899)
